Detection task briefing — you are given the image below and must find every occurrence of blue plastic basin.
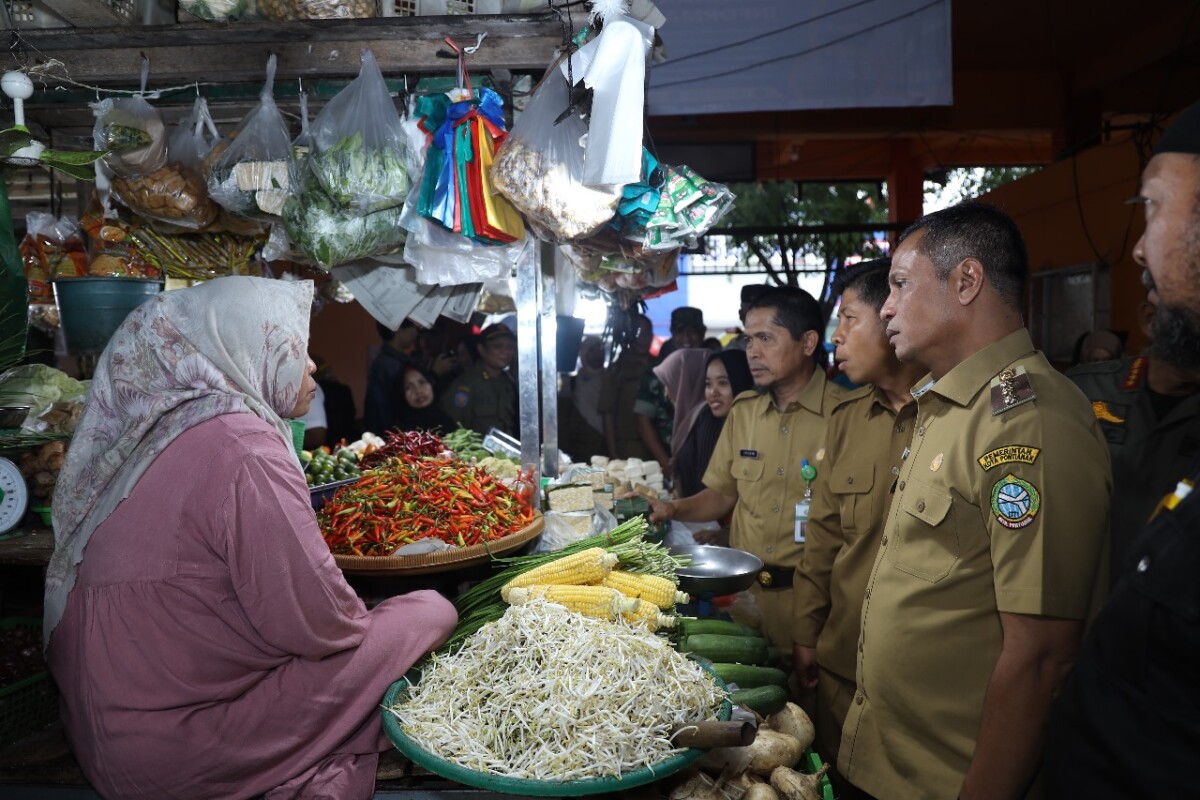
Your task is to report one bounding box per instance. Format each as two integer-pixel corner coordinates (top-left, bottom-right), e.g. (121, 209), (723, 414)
(51, 277), (162, 356)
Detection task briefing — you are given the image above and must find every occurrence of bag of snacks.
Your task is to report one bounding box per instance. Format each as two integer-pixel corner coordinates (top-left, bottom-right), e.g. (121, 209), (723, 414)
(308, 49), (408, 214)
(491, 57), (620, 243)
(206, 55), (293, 219)
(258, 0), (373, 20)
(20, 214), (89, 303)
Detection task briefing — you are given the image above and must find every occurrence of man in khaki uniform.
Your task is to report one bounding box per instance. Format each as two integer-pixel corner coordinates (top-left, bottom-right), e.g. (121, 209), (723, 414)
(439, 324), (518, 437)
(598, 313), (655, 460)
(839, 204), (1111, 800)
(649, 288), (848, 652)
(791, 258), (926, 784)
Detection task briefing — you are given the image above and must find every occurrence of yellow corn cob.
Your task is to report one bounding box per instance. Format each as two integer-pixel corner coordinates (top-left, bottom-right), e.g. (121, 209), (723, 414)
(500, 548), (619, 601)
(602, 570), (690, 608)
(506, 585), (640, 621)
(622, 598), (678, 632)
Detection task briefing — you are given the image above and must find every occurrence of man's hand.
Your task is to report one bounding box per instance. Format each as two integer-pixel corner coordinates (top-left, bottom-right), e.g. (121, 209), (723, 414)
(693, 527), (730, 547)
(648, 497), (676, 524)
(431, 353), (459, 377)
(793, 644), (819, 690)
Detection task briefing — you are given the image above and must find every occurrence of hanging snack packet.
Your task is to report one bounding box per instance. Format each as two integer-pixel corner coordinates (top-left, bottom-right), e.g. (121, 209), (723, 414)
(206, 55), (293, 219)
(308, 49), (408, 214)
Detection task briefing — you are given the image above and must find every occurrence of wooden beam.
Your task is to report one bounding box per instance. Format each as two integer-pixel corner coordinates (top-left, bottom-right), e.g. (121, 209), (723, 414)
(34, 0), (124, 27)
(17, 14), (562, 84)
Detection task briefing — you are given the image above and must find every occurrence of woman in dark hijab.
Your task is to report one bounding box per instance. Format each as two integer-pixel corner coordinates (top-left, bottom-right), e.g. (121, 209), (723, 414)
(672, 349), (754, 499)
(393, 364), (456, 435)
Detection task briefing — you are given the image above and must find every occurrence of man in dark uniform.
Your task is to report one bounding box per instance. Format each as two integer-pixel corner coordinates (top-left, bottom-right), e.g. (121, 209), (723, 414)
(1067, 280), (1200, 585)
(1045, 97), (1200, 798)
(438, 323), (518, 437)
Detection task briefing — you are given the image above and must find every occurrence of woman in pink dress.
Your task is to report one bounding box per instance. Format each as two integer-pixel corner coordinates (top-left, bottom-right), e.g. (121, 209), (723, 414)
(43, 276), (457, 800)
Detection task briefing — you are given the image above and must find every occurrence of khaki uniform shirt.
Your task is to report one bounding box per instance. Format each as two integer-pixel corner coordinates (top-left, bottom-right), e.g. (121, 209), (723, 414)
(702, 370), (847, 648)
(1067, 355), (1200, 583)
(598, 352), (653, 460)
(792, 385), (918, 682)
(439, 363), (517, 438)
(839, 329), (1111, 800)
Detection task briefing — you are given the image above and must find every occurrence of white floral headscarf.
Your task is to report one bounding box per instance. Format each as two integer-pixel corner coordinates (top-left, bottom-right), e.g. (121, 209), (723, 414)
(44, 276), (314, 647)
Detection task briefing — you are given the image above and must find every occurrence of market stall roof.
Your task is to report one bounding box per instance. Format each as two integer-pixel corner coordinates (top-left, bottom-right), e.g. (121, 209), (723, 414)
(648, 0), (1200, 185)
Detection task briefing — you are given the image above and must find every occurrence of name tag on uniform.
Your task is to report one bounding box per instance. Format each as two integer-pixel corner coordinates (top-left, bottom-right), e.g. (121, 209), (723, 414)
(740, 449), (759, 459)
(794, 499), (810, 543)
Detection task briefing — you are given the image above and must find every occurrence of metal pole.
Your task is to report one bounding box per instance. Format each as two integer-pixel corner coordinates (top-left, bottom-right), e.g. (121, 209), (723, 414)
(540, 240), (559, 479)
(516, 239), (541, 481)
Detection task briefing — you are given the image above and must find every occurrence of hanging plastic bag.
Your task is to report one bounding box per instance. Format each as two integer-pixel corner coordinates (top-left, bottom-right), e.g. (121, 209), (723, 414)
(92, 62), (167, 178)
(179, 0), (254, 20)
(206, 55), (294, 219)
(281, 172), (406, 270)
(308, 49), (408, 214)
(111, 97), (222, 230)
(491, 57), (620, 243)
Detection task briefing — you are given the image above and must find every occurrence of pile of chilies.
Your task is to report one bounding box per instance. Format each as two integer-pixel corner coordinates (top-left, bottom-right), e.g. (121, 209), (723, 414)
(318, 454), (535, 557)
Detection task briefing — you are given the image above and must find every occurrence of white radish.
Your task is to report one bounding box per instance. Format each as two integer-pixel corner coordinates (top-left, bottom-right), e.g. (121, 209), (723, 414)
(744, 784), (782, 800)
(769, 764), (830, 800)
(766, 703), (816, 752)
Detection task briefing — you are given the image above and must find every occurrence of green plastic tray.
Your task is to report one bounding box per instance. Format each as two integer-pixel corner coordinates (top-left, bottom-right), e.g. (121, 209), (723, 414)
(381, 662), (733, 796)
(802, 748), (836, 800)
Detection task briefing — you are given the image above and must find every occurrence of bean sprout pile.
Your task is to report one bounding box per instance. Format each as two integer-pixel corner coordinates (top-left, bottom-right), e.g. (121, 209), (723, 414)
(391, 601), (726, 782)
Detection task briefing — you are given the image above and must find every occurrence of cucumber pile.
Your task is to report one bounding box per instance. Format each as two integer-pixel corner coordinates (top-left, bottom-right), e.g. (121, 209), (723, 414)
(676, 618), (789, 716)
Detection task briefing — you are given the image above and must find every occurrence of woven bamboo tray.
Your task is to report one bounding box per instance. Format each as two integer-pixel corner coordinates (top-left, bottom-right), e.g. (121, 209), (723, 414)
(331, 513), (543, 576)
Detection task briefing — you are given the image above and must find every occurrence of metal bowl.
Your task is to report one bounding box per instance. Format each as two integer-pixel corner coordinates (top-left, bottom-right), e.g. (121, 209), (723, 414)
(0, 406), (30, 429)
(670, 544), (765, 597)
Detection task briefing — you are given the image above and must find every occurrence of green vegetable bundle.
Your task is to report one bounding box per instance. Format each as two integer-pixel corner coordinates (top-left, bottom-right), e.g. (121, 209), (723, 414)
(310, 132), (409, 214)
(281, 175), (406, 270)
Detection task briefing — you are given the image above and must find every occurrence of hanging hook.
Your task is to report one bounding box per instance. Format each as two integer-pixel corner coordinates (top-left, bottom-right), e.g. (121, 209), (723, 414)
(463, 32), (487, 54)
(138, 54), (150, 96)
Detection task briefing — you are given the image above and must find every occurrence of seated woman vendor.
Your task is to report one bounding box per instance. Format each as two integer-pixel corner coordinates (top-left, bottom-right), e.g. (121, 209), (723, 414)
(43, 276), (457, 800)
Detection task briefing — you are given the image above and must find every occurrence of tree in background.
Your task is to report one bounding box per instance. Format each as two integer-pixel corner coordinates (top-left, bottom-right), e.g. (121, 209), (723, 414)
(924, 166), (1040, 210)
(721, 181), (888, 302)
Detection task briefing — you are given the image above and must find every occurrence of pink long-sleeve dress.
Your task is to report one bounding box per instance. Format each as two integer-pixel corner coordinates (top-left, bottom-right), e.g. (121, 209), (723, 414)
(47, 414), (458, 800)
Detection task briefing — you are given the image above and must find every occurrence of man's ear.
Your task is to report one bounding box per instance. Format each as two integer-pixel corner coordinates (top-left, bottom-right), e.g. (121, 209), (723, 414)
(956, 258), (986, 306)
(802, 329), (820, 357)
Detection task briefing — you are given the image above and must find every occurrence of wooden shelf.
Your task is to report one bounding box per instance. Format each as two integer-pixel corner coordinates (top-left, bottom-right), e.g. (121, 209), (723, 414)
(16, 13), (563, 85)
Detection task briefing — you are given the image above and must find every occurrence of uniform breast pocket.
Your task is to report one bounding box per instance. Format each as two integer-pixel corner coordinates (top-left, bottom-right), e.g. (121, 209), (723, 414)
(733, 457), (765, 484)
(888, 478), (959, 583)
(829, 463), (874, 540)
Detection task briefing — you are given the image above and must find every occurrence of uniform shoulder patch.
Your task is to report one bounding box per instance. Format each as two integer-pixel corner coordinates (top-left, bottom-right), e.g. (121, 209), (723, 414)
(978, 445), (1040, 470)
(1122, 356), (1148, 391)
(990, 365), (1036, 415)
(991, 474), (1041, 529)
(452, 389), (471, 409)
(1091, 400), (1126, 424)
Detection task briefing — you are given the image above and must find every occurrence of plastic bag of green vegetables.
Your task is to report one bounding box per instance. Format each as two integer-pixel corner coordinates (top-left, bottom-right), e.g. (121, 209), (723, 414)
(92, 95), (166, 178)
(308, 49), (408, 214)
(282, 176), (406, 269)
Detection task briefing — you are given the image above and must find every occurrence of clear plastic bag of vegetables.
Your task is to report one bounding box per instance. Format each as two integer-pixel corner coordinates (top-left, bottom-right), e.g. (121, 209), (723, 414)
(206, 55), (294, 220)
(281, 170), (406, 270)
(491, 55), (620, 244)
(307, 49), (408, 214)
(91, 64), (167, 179)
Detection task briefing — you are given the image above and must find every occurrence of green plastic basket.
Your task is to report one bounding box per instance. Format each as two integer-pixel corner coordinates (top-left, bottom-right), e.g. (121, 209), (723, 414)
(381, 662), (732, 796)
(802, 747), (836, 800)
(0, 618), (57, 747)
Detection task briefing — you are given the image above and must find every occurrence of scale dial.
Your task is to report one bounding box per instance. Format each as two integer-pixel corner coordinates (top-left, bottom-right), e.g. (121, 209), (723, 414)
(0, 457), (30, 534)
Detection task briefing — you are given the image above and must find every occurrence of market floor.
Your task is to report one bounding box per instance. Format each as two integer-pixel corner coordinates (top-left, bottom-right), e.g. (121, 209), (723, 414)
(0, 723), (580, 800)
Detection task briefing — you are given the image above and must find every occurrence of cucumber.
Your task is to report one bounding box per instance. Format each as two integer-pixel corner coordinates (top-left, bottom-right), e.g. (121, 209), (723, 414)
(730, 685), (789, 716)
(681, 633), (769, 665)
(710, 663), (789, 689)
(677, 618), (760, 638)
